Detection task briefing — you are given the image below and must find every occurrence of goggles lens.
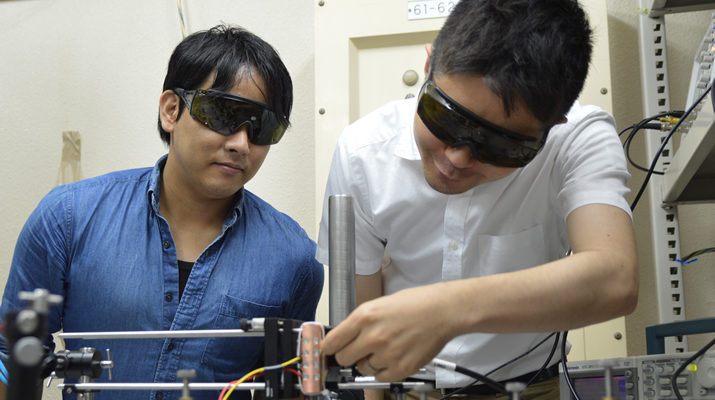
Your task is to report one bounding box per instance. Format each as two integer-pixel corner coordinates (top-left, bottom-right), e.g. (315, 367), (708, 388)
(174, 88), (287, 145)
(416, 79), (548, 168)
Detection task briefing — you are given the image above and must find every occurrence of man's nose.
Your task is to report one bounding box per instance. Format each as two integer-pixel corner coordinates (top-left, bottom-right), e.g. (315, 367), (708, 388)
(225, 125), (251, 154)
(444, 145), (475, 169)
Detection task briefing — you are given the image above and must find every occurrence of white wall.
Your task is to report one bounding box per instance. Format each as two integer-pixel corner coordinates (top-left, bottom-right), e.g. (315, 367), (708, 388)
(0, 1), (317, 292)
(0, 2), (316, 397)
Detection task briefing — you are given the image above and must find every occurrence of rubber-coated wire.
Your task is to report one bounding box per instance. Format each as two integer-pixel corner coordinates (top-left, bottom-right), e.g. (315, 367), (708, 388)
(220, 356), (301, 400)
(630, 85), (713, 211)
(681, 247), (715, 262)
(622, 112), (671, 148)
(451, 365), (509, 395)
(561, 331), (581, 400)
(523, 332), (561, 388)
(618, 124), (637, 137)
(484, 333), (559, 377)
(622, 113), (673, 176)
(672, 336), (715, 400)
(625, 121), (675, 175)
(437, 332), (560, 400)
(176, 0), (187, 38)
(620, 121), (666, 138)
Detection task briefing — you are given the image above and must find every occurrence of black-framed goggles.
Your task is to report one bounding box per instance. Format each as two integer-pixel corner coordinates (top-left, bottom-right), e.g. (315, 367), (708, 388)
(174, 88), (287, 145)
(416, 78), (549, 168)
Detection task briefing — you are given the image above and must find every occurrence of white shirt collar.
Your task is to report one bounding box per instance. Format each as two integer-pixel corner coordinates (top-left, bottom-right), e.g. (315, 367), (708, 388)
(393, 99), (421, 161)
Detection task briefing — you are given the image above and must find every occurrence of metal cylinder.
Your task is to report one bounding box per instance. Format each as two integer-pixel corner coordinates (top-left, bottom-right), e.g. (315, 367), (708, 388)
(328, 195), (356, 325)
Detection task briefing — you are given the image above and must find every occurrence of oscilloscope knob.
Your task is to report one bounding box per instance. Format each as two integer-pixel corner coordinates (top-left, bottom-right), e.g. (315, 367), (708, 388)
(697, 358), (715, 388)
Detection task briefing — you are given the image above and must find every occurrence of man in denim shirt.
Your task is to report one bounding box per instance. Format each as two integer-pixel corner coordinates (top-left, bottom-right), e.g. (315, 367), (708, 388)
(0, 25), (323, 400)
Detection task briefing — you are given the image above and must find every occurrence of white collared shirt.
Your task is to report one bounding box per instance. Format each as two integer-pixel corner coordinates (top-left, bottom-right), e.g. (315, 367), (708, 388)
(316, 98), (631, 387)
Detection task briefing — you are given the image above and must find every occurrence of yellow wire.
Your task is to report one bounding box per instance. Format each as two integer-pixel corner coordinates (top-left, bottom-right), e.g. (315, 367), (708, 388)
(222, 356), (301, 400)
(175, 0), (187, 38)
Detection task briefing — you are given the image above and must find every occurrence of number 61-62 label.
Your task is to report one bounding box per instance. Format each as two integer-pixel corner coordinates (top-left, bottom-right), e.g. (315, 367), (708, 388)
(407, 1), (455, 20)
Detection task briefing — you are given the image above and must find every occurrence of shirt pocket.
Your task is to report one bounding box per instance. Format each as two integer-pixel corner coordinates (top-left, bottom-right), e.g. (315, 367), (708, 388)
(477, 224), (547, 276)
(201, 294), (283, 382)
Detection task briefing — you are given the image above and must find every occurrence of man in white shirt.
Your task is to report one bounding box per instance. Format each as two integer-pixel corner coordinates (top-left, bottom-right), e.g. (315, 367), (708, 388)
(317, 1), (639, 400)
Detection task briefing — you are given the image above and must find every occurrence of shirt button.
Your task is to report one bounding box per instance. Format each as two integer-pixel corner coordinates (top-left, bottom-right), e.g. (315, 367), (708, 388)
(156, 392), (163, 400)
(449, 241), (459, 250)
(165, 294), (173, 302)
(167, 343), (174, 352)
(163, 241), (171, 249)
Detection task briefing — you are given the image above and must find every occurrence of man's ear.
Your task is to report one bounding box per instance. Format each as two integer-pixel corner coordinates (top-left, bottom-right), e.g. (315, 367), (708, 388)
(424, 44), (433, 76)
(159, 90), (180, 134)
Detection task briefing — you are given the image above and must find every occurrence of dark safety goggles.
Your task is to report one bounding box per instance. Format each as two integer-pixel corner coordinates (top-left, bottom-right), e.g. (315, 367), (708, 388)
(416, 78), (549, 168)
(174, 88), (287, 145)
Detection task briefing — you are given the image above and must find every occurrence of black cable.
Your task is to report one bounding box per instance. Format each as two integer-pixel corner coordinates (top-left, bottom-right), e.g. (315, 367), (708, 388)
(625, 122), (670, 175)
(451, 365), (509, 395)
(523, 332), (560, 388)
(622, 114), (673, 176)
(484, 332), (557, 376)
(618, 124), (636, 137)
(681, 247), (715, 262)
(622, 112), (671, 150)
(672, 336), (715, 400)
(438, 333), (560, 400)
(618, 122), (670, 138)
(630, 85), (713, 211)
(561, 331), (581, 400)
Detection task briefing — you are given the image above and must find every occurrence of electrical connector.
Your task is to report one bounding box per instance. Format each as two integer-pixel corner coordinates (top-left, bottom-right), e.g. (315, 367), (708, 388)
(660, 116), (681, 126)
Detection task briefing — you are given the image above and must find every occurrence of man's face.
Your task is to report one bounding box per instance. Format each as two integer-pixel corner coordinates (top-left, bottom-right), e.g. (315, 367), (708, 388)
(163, 71), (271, 201)
(414, 73), (544, 195)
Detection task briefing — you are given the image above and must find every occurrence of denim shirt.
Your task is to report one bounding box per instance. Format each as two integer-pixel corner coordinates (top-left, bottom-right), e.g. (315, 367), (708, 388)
(0, 155), (324, 400)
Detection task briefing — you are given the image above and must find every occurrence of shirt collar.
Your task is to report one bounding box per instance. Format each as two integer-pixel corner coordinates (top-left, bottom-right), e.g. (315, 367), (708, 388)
(146, 154), (245, 228)
(393, 99), (422, 161)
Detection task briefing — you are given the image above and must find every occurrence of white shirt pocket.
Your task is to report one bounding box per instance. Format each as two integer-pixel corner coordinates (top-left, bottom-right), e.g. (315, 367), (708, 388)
(477, 224), (548, 276)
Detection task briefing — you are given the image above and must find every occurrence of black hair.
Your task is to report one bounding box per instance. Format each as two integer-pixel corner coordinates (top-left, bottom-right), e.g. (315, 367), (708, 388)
(158, 24), (293, 145)
(430, 0), (593, 127)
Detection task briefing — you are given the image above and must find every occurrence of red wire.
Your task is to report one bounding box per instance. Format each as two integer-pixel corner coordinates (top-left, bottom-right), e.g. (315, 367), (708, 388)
(218, 373), (265, 400)
(284, 368), (301, 378)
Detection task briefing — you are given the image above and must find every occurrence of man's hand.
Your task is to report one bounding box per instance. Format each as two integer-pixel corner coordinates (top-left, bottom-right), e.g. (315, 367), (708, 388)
(321, 205), (638, 384)
(321, 283), (455, 383)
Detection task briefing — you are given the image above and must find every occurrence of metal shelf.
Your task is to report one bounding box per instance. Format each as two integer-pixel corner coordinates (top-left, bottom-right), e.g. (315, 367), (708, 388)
(647, 0), (715, 17)
(662, 94), (715, 204)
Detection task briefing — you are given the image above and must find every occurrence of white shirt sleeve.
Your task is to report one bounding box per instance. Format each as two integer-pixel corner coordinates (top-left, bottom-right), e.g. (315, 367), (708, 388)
(551, 108), (632, 219)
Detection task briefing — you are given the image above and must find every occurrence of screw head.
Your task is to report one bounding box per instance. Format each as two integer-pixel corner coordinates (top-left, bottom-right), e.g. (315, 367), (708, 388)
(319, 0), (325, 6)
(600, 87), (608, 94)
(402, 70), (419, 86)
(614, 332), (623, 340)
(16, 310), (39, 334)
(319, 108), (326, 115)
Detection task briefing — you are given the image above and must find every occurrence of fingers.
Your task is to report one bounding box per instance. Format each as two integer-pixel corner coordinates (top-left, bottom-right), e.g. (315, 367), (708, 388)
(371, 355), (424, 383)
(357, 355), (382, 376)
(321, 315), (365, 366)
